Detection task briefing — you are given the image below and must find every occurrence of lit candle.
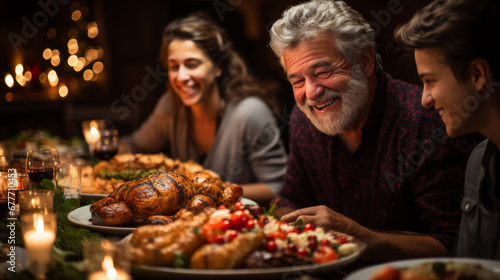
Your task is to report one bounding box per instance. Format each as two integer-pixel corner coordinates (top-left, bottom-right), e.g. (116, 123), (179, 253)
(31, 197), (40, 208)
(88, 268), (131, 280)
(88, 256), (131, 280)
(82, 120), (104, 156)
(23, 215), (56, 279)
(89, 126), (101, 143)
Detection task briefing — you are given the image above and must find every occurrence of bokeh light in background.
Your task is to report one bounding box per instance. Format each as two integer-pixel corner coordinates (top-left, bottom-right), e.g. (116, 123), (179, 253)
(87, 22), (99, 38)
(5, 74), (14, 88)
(2, 1), (106, 102)
(5, 92), (13, 102)
(15, 64), (23, 76)
(83, 69), (93, 81)
(43, 48), (52, 60)
(71, 10), (82, 21)
(47, 28), (57, 39)
(59, 84), (68, 97)
(93, 62), (104, 74)
(48, 70), (59, 87)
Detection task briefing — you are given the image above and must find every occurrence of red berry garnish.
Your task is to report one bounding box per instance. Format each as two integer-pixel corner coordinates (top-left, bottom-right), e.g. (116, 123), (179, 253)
(215, 234), (225, 244)
(267, 240), (277, 252)
(217, 205), (227, 210)
(245, 219), (256, 229)
(221, 219), (232, 231)
(320, 239), (331, 246)
(234, 202), (244, 209)
(297, 248), (307, 256)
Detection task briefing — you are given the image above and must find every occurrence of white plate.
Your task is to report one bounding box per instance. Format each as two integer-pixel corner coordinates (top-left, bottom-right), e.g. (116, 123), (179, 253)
(67, 198), (258, 236)
(344, 257), (500, 280)
(67, 205), (136, 236)
(122, 235), (365, 280)
(0, 243), (27, 277)
(80, 193), (107, 201)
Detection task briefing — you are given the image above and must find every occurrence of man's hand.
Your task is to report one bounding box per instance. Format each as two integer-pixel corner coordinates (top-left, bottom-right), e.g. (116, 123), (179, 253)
(280, 205), (362, 236)
(280, 205), (449, 263)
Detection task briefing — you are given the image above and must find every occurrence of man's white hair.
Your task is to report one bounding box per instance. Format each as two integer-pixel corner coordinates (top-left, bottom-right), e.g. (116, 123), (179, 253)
(269, 0), (382, 72)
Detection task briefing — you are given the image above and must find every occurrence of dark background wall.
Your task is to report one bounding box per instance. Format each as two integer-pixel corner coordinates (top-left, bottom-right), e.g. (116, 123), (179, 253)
(0, 0), (432, 144)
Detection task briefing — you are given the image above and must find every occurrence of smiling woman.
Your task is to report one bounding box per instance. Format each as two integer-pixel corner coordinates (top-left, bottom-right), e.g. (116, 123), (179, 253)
(118, 12), (288, 206)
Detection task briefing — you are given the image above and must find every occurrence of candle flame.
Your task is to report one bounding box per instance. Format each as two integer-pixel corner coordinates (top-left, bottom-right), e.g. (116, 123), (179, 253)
(102, 255), (114, 270)
(102, 255), (117, 280)
(35, 215), (44, 233)
(106, 267), (117, 280)
(90, 126), (99, 138)
(31, 198), (36, 207)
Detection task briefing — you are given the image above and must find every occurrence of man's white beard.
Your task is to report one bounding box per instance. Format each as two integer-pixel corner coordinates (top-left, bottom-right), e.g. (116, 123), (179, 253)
(298, 64), (369, 136)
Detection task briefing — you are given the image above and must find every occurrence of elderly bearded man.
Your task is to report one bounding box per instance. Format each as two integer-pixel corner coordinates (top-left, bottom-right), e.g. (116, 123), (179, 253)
(269, 0), (479, 263)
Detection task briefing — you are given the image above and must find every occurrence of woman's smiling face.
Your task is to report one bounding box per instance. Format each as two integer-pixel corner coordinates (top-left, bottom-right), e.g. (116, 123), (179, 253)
(167, 39), (220, 107)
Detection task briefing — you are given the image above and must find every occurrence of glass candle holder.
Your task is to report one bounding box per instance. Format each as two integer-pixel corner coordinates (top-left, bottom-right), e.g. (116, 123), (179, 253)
(83, 239), (131, 280)
(56, 163), (82, 206)
(0, 171), (29, 217)
(21, 212), (56, 280)
(18, 189), (54, 215)
(81, 119), (106, 156)
(0, 172), (8, 218)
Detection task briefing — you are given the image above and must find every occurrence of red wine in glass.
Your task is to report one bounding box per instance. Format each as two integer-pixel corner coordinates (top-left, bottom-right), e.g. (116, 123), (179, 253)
(27, 167), (55, 183)
(94, 148), (118, 160)
(0, 197), (8, 218)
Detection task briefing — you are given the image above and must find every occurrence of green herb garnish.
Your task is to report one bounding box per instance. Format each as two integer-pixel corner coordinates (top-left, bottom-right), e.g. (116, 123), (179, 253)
(191, 226), (201, 233)
(293, 219), (305, 231)
(432, 262), (446, 274)
(173, 252), (190, 268)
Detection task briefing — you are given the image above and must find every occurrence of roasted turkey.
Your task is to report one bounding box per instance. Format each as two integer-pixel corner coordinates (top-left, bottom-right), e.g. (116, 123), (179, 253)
(90, 170), (242, 226)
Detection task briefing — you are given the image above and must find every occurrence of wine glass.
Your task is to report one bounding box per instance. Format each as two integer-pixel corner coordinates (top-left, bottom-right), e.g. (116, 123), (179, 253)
(94, 129), (119, 161)
(26, 149), (60, 189)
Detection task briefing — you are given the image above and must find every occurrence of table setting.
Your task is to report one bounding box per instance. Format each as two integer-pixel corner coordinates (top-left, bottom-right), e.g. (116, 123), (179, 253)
(0, 172), (365, 280)
(2, 121), (500, 280)
(0, 123), (367, 280)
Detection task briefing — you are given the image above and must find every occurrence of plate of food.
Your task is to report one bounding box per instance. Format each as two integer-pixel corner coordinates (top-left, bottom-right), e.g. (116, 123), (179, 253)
(80, 193), (107, 202)
(344, 257), (500, 280)
(4, 128), (87, 159)
(70, 167), (248, 235)
(130, 252), (362, 280)
(122, 203), (366, 280)
(91, 153), (210, 192)
(67, 205), (136, 236)
(68, 197), (258, 236)
(79, 153), (218, 200)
